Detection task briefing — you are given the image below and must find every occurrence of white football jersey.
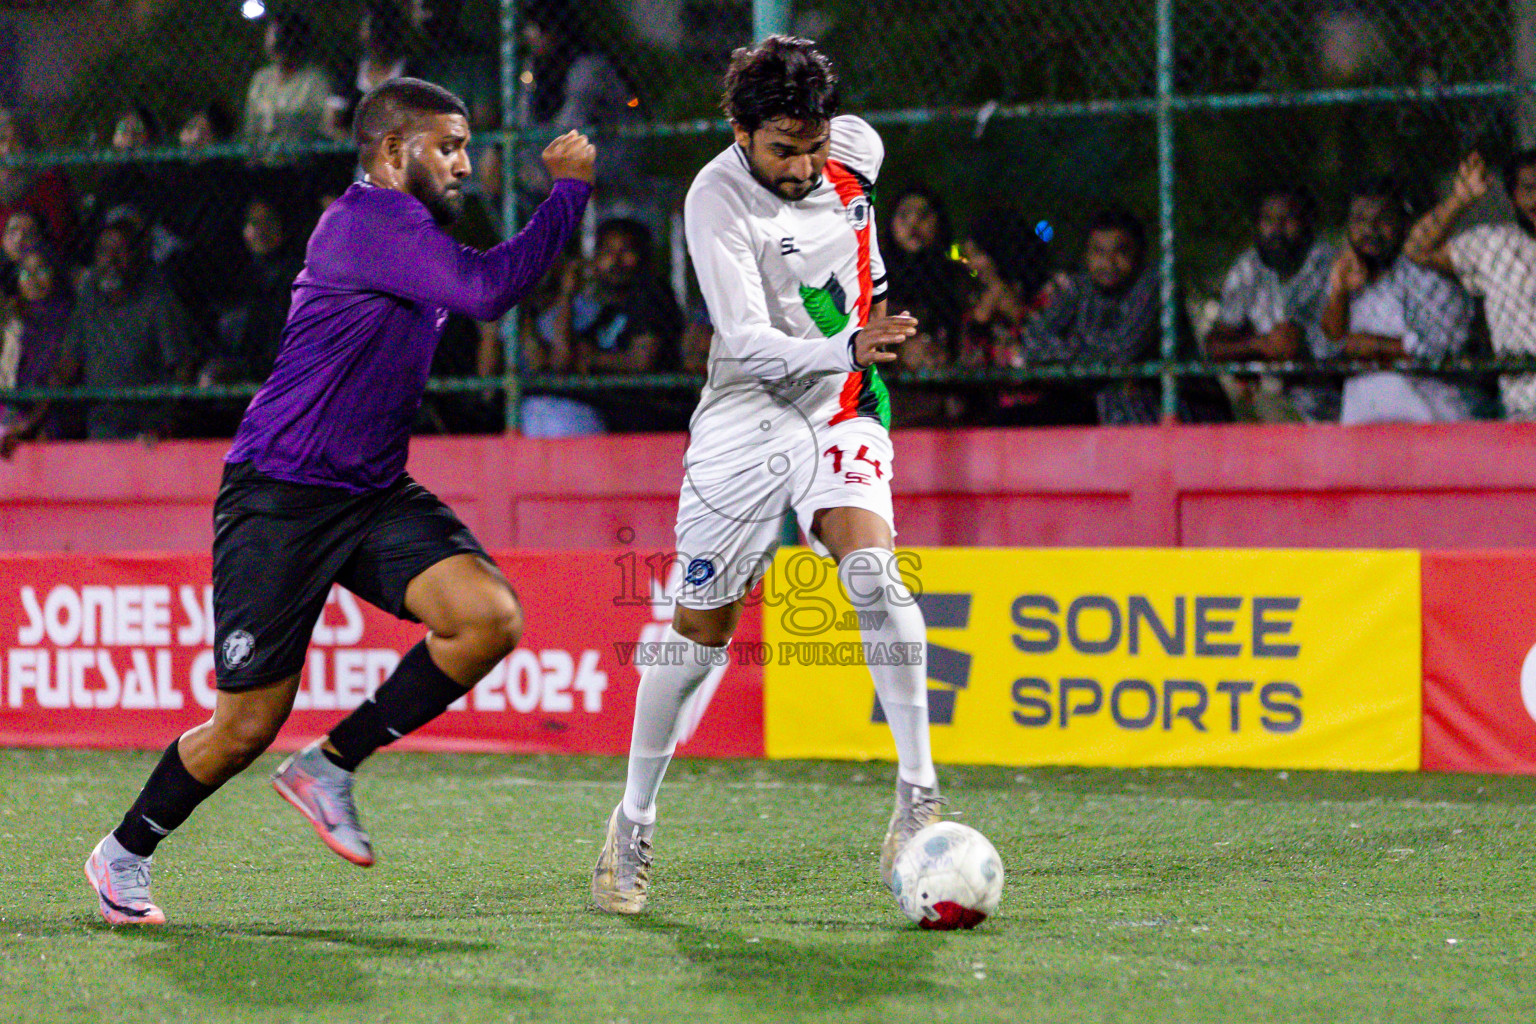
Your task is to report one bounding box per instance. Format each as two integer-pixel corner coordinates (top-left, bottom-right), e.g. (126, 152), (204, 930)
(683, 115), (890, 467)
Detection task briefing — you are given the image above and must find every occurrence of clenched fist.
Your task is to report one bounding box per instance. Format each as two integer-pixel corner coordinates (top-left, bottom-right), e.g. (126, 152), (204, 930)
(542, 130), (596, 184)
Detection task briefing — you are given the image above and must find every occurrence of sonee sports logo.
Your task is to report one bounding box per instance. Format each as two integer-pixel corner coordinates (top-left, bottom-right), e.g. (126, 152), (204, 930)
(221, 630), (256, 670)
(872, 593), (970, 727)
(684, 558), (716, 586)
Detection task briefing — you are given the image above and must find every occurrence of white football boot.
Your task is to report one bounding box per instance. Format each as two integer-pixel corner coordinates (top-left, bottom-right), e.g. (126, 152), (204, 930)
(271, 741), (375, 867)
(591, 804), (654, 914)
(880, 779), (947, 888)
(84, 833), (166, 925)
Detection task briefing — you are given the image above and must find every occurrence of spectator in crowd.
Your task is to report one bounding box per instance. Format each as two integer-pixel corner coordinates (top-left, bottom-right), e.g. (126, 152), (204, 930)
(1, 208), (42, 293)
(517, 0), (642, 220)
(885, 294), (966, 428)
(25, 222), (199, 443)
(0, 108), (77, 257)
(955, 206), (1088, 425)
(326, 1), (413, 142)
(111, 105), (160, 151)
(0, 250), (76, 444)
(1021, 206), (1231, 425)
(410, 0), (499, 130)
(1205, 186), (1341, 422)
(163, 101), (252, 318)
(179, 101), (238, 151)
(522, 218), (684, 434)
(205, 197), (302, 386)
(87, 104), (183, 267)
(242, 9), (334, 162)
(518, 253), (603, 436)
(1322, 178), (1473, 424)
(882, 185), (969, 349)
(1404, 150), (1536, 420)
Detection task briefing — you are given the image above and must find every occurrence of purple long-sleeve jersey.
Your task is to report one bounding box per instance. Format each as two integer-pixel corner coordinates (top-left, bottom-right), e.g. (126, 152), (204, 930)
(227, 177), (590, 491)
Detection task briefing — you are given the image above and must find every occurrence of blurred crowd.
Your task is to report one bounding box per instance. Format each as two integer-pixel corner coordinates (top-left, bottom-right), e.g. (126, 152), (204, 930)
(4, 1), (1536, 445)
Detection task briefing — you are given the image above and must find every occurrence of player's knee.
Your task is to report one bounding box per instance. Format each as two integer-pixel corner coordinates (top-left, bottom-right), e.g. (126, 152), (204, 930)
(467, 589), (523, 658)
(672, 616), (733, 648)
(215, 714), (283, 765)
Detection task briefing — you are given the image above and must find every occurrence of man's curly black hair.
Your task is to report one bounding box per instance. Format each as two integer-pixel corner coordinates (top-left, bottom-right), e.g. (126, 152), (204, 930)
(722, 35), (840, 133)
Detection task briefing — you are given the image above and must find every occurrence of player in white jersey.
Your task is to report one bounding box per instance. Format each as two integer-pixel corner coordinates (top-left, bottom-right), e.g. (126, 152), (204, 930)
(592, 36), (943, 914)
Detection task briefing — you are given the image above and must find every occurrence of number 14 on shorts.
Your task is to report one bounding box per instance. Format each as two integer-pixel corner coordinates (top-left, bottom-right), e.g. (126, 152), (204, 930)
(824, 444), (883, 486)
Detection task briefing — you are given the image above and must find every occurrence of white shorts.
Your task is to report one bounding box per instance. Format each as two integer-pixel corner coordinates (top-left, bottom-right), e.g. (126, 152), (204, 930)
(671, 418), (896, 609)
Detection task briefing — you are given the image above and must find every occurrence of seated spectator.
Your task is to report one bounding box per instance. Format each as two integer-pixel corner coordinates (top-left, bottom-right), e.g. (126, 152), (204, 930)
(0, 250), (76, 445)
(886, 296), (965, 428)
(1021, 206), (1231, 425)
(162, 102), (252, 317)
(206, 197), (303, 385)
(325, 0), (413, 142)
(179, 101), (238, 151)
(517, 0), (642, 222)
(1404, 150), (1536, 419)
(955, 207), (1093, 425)
(0, 109), (77, 258)
(86, 104), (184, 267)
(26, 223), (199, 442)
(1324, 179), (1473, 424)
(882, 186), (969, 347)
(1205, 186), (1340, 421)
(1, 208), (43, 293)
(410, 0), (499, 130)
(243, 9), (334, 163)
(522, 218), (684, 434)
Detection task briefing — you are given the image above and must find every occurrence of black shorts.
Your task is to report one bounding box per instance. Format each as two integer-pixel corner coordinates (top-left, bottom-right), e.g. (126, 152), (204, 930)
(211, 460), (490, 691)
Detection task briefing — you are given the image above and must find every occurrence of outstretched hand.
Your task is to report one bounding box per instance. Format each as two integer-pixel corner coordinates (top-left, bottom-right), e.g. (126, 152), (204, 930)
(853, 312), (919, 367)
(1452, 152), (1491, 206)
(542, 130), (596, 184)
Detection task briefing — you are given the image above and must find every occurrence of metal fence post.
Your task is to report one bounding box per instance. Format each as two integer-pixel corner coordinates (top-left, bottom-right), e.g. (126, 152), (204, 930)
(1156, 0), (1178, 423)
(754, 0), (792, 42)
(755, 0), (797, 544)
(499, 0), (523, 432)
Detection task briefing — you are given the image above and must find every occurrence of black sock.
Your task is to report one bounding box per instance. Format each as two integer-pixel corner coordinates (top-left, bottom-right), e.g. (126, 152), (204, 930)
(113, 739), (219, 857)
(326, 640), (468, 772)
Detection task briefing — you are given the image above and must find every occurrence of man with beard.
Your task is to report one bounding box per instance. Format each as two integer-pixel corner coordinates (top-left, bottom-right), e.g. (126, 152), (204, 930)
(1323, 178), (1472, 424)
(70, 79), (593, 925)
(1206, 187), (1340, 421)
(0, 221), (199, 449)
(1405, 150), (1536, 419)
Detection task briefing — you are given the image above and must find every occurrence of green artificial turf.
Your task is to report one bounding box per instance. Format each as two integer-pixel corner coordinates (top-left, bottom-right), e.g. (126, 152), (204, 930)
(1, 748), (1533, 1023)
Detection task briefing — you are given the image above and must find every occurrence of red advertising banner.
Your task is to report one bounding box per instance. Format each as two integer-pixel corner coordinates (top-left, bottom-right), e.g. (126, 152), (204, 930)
(1422, 551), (1536, 773)
(0, 551), (764, 757)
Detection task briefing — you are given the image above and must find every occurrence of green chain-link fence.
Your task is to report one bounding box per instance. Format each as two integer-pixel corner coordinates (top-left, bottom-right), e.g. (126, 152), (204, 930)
(2, 0), (1535, 438)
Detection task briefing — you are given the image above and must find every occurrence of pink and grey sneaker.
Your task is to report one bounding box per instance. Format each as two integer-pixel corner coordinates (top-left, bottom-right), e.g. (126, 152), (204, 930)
(271, 741), (375, 867)
(84, 834), (166, 926)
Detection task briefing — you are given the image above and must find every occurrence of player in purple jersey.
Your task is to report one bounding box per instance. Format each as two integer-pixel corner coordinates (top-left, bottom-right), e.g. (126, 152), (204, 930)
(77, 79), (593, 925)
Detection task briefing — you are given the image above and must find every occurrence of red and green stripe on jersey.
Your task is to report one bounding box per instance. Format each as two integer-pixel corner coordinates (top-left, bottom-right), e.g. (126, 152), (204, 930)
(797, 158), (891, 429)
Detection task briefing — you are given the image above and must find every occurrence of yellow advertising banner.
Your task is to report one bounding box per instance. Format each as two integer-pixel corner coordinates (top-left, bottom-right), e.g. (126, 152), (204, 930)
(761, 548), (1421, 770)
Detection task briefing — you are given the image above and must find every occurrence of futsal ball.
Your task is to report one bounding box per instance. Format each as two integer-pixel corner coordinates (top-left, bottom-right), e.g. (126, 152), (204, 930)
(889, 821), (1004, 929)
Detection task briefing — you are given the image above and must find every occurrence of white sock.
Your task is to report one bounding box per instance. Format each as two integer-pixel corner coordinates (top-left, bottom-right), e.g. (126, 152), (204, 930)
(621, 625), (725, 825)
(839, 547), (937, 790)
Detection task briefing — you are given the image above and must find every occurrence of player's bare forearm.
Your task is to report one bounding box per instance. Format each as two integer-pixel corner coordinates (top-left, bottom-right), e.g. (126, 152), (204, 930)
(585, 334), (661, 375)
(1320, 290), (1351, 344)
(1341, 332), (1406, 359)
(1204, 322), (1261, 360)
(476, 321), (501, 377)
(545, 296), (577, 373)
